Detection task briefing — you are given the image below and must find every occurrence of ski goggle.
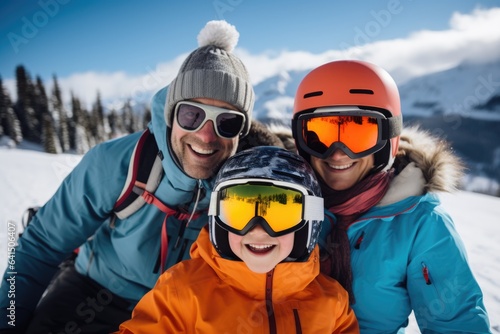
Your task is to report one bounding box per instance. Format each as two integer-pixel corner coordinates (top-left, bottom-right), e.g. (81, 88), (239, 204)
(209, 178), (324, 237)
(174, 101), (246, 139)
(293, 107), (401, 159)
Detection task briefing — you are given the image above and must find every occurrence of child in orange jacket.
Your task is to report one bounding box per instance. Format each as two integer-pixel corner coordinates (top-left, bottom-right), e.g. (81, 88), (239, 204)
(118, 146), (358, 333)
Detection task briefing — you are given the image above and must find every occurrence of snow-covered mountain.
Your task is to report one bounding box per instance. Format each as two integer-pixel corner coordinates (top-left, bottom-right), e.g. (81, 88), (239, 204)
(253, 69), (306, 124)
(249, 60), (500, 195)
(252, 60), (500, 122)
(400, 60), (500, 120)
(96, 59), (500, 127)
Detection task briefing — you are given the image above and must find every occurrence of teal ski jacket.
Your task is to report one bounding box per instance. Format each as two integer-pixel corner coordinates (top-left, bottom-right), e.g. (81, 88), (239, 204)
(0, 86), (277, 329)
(319, 127), (491, 333)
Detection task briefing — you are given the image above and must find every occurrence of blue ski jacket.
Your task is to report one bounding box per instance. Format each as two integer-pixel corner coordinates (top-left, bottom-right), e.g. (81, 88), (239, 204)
(0, 86), (255, 328)
(319, 127), (491, 333)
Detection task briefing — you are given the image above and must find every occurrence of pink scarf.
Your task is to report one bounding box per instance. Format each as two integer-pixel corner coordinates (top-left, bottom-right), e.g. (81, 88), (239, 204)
(318, 170), (393, 304)
(321, 170), (394, 227)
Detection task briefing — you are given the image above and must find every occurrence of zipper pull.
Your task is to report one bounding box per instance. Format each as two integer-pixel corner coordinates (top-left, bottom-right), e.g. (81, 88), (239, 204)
(421, 263), (432, 285)
(354, 231), (365, 249)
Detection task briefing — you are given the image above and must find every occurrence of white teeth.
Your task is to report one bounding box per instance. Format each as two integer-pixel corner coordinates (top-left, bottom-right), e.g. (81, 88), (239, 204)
(248, 244), (273, 250)
(191, 145), (215, 155)
(327, 163), (353, 170)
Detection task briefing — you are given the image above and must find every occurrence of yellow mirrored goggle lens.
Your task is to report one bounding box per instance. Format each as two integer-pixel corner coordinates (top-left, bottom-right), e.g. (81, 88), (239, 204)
(303, 115), (379, 154)
(218, 184), (303, 233)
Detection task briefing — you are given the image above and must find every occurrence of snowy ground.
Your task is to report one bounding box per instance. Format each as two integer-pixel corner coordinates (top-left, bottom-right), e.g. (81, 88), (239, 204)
(0, 148), (499, 332)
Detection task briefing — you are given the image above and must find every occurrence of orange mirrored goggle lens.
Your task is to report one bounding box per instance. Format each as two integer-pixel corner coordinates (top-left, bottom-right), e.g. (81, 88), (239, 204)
(218, 184), (304, 234)
(302, 115), (380, 155)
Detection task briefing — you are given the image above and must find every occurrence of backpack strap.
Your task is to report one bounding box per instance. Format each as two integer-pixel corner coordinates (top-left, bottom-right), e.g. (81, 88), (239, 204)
(112, 128), (205, 272)
(139, 188), (203, 272)
(113, 128), (164, 220)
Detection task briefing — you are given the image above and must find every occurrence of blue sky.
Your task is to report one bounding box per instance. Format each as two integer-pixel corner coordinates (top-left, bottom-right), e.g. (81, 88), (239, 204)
(1, 0), (499, 105)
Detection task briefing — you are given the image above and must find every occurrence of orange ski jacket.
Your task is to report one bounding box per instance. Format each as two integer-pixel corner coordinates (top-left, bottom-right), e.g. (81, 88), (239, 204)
(118, 227), (359, 333)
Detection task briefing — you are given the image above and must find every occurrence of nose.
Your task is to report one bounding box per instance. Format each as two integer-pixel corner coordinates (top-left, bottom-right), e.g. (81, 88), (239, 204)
(329, 148), (349, 159)
(196, 120), (218, 142)
(247, 224), (267, 235)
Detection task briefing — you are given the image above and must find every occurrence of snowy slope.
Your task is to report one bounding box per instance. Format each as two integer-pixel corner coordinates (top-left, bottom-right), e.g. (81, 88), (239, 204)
(0, 148), (498, 332)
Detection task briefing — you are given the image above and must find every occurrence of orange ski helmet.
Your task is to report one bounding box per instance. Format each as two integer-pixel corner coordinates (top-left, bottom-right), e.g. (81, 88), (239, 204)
(292, 60), (402, 171)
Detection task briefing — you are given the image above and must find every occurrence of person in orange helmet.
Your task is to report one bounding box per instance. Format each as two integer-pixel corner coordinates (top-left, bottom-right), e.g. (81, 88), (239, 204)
(117, 146), (359, 333)
(291, 60), (490, 333)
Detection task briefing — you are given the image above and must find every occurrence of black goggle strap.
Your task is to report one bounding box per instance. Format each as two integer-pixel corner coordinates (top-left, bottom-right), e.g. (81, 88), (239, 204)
(382, 114), (403, 139)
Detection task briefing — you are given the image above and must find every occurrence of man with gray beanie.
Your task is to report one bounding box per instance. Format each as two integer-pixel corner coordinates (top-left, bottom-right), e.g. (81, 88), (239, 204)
(0, 20), (284, 334)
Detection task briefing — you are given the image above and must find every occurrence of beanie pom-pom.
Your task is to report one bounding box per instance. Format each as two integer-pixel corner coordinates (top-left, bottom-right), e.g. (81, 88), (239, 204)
(197, 20), (239, 52)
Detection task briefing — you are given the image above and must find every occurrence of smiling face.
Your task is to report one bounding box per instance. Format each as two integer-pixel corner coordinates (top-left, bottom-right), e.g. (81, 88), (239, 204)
(170, 98), (240, 180)
(228, 225), (295, 274)
(311, 149), (375, 191)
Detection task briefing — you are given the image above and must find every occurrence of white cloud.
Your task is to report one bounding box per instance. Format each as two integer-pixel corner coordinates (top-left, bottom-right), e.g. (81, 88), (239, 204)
(59, 71), (139, 108)
(56, 53), (188, 109)
(238, 7), (500, 85)
(369, 7), (500, 81)
(235, 49), (343, 84)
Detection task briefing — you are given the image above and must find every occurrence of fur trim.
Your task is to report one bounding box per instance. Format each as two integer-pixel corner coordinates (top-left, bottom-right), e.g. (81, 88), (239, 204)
(197, 20), (239, 52)
(396, 125), (464, 193)
(378, 162), (425, 206)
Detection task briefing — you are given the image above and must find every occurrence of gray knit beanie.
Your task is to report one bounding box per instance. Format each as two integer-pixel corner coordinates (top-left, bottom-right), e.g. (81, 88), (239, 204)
(165, 20), (255, 136)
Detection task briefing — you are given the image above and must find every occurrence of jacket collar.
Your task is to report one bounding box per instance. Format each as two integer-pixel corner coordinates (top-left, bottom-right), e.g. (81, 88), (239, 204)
(379, 126), (464, 206)
(191, 228), (321, 300)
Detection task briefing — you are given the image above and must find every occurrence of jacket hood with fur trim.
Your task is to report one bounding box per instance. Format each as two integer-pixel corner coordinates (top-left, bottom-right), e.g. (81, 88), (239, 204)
(379, 126), (464, 206)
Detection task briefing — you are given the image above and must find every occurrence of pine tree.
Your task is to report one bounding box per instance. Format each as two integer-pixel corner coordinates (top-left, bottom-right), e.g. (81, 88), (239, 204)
(14, 65), (39, 142)
(0, 77), (22, 144)
(0, 77), (9, 137)
(52, 75), (70, 152)
(33, 76), (49, 141)
(67, 92), (77, 151)
(143, 106), (151, 128)
(70, 93), (91, 154)
(89, 92), (106, 143)
(42, 113), (62, 154)
(121, 99), (135, 134)
(107, 108), (124, 139)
